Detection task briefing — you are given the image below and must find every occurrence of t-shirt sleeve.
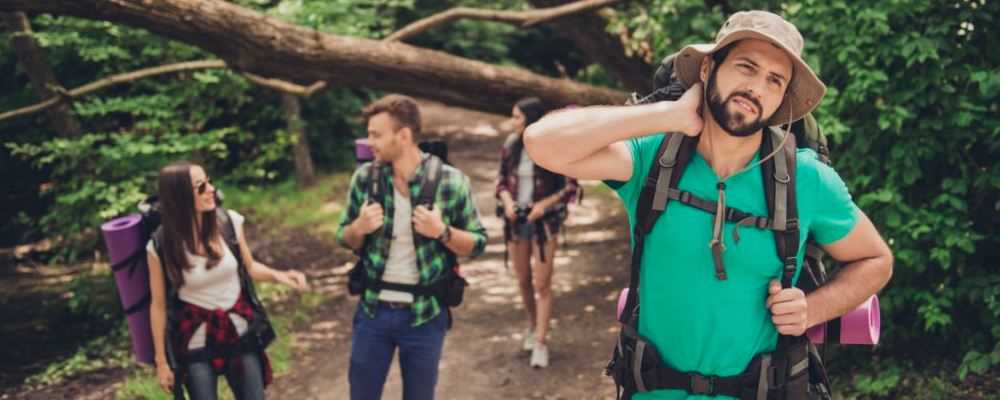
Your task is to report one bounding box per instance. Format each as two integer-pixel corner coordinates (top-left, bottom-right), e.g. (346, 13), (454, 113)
(807, 157), (859, 245)
(226, 209), (246, 241)
(604, 135), (658, 209)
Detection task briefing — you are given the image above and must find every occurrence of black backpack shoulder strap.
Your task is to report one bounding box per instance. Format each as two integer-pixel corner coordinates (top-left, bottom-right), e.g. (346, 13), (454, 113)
(150, 227), (177, 298)
(761, 127), (800, 289)
(621, 133), (698, 325)
(367, 162), (385, 206)
(215, 207), (265, 305)
(416, 155), (444, 209)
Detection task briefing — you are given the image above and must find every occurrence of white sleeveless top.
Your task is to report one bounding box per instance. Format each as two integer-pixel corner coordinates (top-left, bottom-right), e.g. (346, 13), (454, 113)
(378, 187), (420, 303)
(147, 209), (248, 349)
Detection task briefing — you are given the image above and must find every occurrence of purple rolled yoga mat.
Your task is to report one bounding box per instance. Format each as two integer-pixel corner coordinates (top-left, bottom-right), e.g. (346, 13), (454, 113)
(807, 294), (880, 345)
(616, 288), (629, 321)
(355, 138), (374, 163)
(101, 214), (154, 364)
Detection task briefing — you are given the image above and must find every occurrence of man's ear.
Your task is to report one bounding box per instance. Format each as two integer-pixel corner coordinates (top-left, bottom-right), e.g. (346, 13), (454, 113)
(398, 126), (414, 144)
(699, 55), (713, 84)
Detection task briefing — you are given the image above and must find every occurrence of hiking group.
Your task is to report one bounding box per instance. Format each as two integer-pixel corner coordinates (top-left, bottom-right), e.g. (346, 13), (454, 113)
(132, 10), (892, 400)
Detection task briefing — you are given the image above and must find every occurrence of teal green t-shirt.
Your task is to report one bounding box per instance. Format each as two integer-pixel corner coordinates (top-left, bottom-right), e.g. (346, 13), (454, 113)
(608, 134), (859, 400)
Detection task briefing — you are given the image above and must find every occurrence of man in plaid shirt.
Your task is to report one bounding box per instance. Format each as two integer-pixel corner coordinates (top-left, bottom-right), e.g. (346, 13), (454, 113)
(337, 94), (487, 400)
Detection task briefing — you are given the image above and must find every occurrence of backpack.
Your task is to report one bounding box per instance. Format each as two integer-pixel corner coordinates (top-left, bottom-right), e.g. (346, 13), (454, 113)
(356, 139), (451, 165)
(346, 155), (468, 325)
(105, 193), (275, 398)
(606, 53), (834, 400)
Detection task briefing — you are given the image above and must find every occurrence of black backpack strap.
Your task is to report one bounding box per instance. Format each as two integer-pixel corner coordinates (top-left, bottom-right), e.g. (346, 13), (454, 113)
(761, 128), (800, 289)
(367, 162), (385, 207)
(761, 128), (810, 400)
(621, 133), (697, 326)
(416, 155), (443, 210)
(216, 208), (270, 320)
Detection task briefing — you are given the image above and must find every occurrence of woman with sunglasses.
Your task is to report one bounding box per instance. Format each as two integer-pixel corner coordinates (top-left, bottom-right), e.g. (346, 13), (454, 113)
(146, 161), (308, 399)
(496, 98), (579, 368)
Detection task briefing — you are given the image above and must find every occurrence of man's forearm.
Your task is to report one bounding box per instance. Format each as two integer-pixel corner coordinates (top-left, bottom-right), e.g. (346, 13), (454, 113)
(523, 101), (679, 171)
(804, 254), (893, 328)
(442, 227), (480, 257)
(341, 221), (366, 251)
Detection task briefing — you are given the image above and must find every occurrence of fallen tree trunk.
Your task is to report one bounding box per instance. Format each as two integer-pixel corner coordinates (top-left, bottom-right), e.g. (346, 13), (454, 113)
(0, 0), (626, 114)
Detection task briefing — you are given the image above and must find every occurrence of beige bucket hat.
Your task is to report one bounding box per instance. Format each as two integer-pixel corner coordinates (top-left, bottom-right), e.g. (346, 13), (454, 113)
(673, 10), (826, 125)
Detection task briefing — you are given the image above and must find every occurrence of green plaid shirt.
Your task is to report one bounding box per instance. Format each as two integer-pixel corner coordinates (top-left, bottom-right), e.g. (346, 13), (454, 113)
(336, 154), (487, 326)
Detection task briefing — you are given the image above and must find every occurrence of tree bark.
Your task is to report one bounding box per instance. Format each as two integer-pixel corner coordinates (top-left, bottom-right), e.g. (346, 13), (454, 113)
(281, 92), (315, 188)
(526, 0), (653, 93)
(0, 59), (327, 123)
(2, 12), (82, 136)
(0, 0), (626, 115)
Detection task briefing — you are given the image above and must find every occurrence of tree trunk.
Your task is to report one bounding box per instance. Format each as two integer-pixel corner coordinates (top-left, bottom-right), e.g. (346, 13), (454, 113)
(527, 0), (653, 93)
(281, 92), (315, 188)
(2, 12), (82, 136)
(0, 0), (626, 114)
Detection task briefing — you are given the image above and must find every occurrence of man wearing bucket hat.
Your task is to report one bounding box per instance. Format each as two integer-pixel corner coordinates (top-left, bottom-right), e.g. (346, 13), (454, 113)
(525, 10), (892, 399)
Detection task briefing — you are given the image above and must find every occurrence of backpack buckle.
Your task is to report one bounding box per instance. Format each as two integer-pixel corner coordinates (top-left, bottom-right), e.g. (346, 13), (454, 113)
(690, 374), (715, 395)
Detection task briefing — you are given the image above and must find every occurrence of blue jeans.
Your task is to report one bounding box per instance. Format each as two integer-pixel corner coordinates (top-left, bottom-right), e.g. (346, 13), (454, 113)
(349, 303), (449, 400)
(185, 351), (265, 400)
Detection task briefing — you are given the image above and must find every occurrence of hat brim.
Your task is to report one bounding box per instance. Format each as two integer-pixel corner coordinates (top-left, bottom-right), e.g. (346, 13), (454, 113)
(673, 30), (826, 126)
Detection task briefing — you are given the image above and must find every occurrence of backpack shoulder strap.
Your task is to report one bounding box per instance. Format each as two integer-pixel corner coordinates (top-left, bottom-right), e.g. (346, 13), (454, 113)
(216, 207), (268, 311)
(416, 155), (444, 209)
(367, 162), (385, 205)
(621, 133), (698, 325)
(761, 127), (800, 289)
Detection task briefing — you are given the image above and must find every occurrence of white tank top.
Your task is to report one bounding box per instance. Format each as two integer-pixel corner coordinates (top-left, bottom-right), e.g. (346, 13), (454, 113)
(516, 149), (534, 206)
(146, 209), (248, 349)
(378, 187), (420, 303)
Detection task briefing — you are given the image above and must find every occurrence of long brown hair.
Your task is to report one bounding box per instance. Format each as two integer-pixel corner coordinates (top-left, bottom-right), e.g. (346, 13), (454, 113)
(157, 161), (221, 286)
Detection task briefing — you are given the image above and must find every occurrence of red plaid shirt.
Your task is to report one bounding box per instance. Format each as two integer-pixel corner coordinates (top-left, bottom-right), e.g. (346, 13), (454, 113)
(174, 293), (273, 386)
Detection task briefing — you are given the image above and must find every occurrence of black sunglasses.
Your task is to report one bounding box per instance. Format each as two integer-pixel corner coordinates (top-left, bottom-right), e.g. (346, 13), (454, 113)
(194, 178), (212, 194)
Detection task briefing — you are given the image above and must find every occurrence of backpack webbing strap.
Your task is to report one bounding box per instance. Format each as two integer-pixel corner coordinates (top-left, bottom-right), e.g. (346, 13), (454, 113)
(621, 133), (695, 326)
(363, 156), (454, 296)
(663, 188), (774, 230)
(762, 128), (800, 289)
(762, 128), (808, 400)
(651, 133), (686, 212)
(416, 156), (443, 209)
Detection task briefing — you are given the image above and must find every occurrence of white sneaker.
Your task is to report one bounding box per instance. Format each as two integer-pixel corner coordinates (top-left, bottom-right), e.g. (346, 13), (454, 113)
(522, 330), (535, 352)
(530, 342), (549, 368)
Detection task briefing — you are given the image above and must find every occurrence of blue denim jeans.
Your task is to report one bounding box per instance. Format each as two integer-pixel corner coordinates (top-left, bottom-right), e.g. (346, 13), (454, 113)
(184, 351), (265, 400)
(349, 303), (449, 400)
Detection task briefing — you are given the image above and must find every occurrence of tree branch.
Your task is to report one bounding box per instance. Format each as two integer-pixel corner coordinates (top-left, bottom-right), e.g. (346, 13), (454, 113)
(386, 0), (623, 42)
(243, 73), (327, 97)
(0, 0), (626, 114)
(0, 59), (327, 123)
(2, 12), (83, 135)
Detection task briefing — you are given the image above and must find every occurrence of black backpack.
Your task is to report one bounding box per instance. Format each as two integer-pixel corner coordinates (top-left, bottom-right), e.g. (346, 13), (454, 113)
(346, 155), (468, 324)
(139, 196), (276, 398)
(606, 54), (835, 400)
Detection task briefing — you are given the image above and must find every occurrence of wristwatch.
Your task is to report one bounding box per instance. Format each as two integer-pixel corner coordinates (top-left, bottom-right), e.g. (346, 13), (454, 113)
(436, 225), (452, 243)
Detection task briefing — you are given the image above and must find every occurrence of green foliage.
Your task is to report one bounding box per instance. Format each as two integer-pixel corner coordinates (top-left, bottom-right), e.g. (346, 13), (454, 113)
(627, 0), (1000, 392)
(790, 0), (1000, 382)
(6, 130), (231, 257)
(220, 172), (352, 241)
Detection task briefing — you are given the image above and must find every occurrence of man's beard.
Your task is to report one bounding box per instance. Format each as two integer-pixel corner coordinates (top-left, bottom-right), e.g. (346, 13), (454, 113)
(706, 71), (769, 137)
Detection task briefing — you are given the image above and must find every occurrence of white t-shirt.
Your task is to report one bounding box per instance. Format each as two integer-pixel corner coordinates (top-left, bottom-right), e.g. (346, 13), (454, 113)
(146, 209), (248, 349)
(378, 187), (420, 303)
(516, 149), (534, 206)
